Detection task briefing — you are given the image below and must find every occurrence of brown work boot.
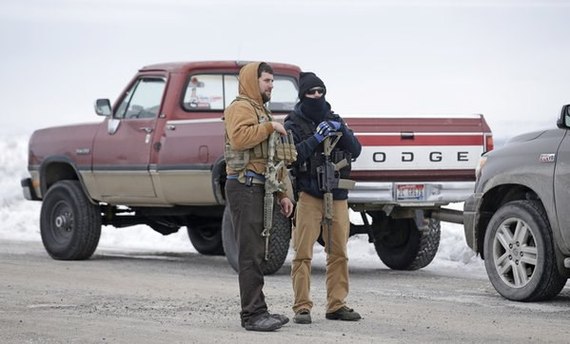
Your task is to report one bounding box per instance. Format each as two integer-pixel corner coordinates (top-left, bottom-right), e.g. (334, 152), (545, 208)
(293, 308), (311, 324)
(325, 306), (361, 321)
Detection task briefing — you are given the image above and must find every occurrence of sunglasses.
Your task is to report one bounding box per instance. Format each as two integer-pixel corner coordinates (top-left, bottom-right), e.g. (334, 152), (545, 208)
(306, 87), (325, 95)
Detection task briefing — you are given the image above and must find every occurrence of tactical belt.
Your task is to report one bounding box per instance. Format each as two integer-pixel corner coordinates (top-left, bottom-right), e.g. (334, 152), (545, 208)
(227, 170), (265, 186)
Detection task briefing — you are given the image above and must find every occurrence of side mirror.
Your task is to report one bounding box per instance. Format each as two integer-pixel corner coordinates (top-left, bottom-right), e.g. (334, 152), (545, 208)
(557, 104), (570, 129)
(95, 98), (112, 117)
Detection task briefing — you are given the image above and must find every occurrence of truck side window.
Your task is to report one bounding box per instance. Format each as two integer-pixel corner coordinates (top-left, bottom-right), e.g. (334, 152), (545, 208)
(116, 77), (166, 119)
(268, 77), (297, 112)
(224, 74), (239, 109)
(182, 74), (297, 113)
(221, 74), (297, 112)
(183, 74), (223, 111)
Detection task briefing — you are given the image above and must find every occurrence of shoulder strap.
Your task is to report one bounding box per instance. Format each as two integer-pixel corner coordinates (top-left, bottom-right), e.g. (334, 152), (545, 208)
(288, 111), (314, 139)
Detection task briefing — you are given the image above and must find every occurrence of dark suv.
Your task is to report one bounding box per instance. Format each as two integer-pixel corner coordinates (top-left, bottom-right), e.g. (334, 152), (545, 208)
(464, 105), (570, 301)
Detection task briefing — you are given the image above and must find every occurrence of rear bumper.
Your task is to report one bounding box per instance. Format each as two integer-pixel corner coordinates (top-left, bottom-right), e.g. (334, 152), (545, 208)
(348, 181), (475, 206)
(21, 178), (40, 201)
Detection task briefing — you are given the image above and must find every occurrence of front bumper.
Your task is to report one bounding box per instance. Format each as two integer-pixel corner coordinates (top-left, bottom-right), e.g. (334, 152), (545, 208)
(462, 192), (483, 251)
(21, 178), (40, 201)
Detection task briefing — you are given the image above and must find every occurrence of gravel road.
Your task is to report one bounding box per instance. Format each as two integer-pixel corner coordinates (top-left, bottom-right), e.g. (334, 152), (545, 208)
(1, 240), (569, 344)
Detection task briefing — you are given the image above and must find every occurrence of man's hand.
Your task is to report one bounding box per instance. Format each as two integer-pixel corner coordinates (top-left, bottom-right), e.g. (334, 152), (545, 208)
(279, 197), (294, 217)
(327, 121), (341, 131)
(314, 121), (339, 142)
(271, 122), (287, 135)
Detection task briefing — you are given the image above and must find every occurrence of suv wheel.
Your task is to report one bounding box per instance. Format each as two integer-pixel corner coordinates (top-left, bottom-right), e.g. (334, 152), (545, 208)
(484, 200), (567, 301)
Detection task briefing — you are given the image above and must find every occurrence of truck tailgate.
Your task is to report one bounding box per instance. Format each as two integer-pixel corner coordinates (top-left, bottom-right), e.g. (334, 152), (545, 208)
(344, 115), (492, 205)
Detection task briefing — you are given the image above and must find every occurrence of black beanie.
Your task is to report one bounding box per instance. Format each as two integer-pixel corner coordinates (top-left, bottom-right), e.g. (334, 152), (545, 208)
(298, 72), (326, 99)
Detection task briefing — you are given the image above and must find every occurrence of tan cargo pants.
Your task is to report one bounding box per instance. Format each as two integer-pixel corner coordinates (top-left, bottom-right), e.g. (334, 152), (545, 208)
(291, 191), (350, 314)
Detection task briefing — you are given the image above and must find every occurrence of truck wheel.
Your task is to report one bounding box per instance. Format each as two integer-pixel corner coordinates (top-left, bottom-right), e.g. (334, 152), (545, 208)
(187, 221), (224, 256)
(483, 200), (567, 301)
(372, 212), (440, 270)
(40, 180), (101, 260)
(221, 204), (291, 275)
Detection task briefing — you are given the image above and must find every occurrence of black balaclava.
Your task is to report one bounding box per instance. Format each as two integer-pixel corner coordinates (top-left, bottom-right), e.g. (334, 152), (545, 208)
(298, 72), (328, 123)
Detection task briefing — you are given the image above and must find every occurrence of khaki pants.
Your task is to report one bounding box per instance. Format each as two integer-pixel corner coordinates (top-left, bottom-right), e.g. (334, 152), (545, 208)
(291, 192), (350, 313)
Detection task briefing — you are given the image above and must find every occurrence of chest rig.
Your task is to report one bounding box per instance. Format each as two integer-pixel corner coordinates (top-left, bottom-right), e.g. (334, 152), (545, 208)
(224, 98), (271, 183)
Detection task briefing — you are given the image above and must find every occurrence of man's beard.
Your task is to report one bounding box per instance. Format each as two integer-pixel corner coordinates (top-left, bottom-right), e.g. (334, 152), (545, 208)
(262, 92), (271, 103)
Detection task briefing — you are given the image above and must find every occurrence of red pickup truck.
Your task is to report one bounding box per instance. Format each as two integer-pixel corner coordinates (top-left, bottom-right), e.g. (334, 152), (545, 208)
(21, 60), (493, 274)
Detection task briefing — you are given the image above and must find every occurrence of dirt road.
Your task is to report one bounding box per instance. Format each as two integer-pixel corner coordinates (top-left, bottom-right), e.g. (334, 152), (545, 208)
(1, 240), (569, 343)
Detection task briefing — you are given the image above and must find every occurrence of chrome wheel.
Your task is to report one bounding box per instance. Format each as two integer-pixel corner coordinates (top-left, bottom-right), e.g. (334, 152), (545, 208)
(492, 217), (538, 289)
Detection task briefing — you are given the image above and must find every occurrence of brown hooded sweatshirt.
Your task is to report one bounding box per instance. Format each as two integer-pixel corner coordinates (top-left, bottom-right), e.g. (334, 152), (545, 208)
(223, 62), (289, 199)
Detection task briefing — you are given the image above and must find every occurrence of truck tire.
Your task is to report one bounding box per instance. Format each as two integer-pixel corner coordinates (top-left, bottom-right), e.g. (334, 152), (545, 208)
(40, 180), (101, 260)
(221, 204), (291, 275)
(483, 200), (567, 301)
(372, 212), (440, 270)
(186, 221), (224, 256)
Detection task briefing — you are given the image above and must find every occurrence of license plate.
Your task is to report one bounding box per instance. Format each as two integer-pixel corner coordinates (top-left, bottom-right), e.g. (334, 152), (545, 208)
(396, 184), (425, 201)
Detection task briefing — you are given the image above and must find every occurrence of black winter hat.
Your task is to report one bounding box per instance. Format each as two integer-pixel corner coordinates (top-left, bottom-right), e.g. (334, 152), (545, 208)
(298, 72), (326, 99)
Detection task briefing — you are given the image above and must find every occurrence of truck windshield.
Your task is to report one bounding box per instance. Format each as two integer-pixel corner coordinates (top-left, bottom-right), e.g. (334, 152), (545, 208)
(182, 74), (297, 113)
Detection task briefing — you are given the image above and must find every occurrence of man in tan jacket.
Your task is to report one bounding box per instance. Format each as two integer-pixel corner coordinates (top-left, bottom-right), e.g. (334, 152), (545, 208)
(223, 62), (294, 332)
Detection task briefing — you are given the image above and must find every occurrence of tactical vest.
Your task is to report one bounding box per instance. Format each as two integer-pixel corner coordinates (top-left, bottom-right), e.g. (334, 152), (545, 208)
(224, 97), (271, 182)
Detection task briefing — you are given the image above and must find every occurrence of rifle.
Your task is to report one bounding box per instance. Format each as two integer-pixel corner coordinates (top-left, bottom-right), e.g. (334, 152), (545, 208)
(262, 131), (296, 260)
(316, 132), (355, 253)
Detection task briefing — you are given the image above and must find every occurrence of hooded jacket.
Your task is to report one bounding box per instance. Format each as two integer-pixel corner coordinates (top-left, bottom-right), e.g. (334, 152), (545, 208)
(224, 62), (274, 174)
(223, 62), (289, 199)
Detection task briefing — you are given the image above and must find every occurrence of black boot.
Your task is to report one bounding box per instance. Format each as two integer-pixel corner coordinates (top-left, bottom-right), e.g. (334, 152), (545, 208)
(243, 313), (283, 332)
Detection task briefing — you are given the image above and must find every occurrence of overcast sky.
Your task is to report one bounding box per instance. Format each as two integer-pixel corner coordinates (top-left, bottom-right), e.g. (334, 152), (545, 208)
(2, 0), (569, 139)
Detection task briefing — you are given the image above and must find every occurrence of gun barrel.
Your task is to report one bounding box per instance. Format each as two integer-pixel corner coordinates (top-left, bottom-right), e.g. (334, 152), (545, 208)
(323, 192), (334, 221)
(263, 193), (274, 233)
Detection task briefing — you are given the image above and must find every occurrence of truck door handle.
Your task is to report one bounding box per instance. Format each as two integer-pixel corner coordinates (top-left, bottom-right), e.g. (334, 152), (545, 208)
(140, 127), (153, 133)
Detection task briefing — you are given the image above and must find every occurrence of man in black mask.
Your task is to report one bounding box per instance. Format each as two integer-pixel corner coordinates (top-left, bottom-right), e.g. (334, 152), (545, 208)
(284, 72), (362, 325)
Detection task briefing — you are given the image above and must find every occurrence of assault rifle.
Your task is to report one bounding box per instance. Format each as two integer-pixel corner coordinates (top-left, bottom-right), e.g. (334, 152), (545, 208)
(263, 131), (296, 260)
(316, 132), (355, 252)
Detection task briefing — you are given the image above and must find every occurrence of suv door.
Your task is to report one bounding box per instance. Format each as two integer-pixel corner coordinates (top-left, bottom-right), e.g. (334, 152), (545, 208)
(554, 130), (570, 251)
